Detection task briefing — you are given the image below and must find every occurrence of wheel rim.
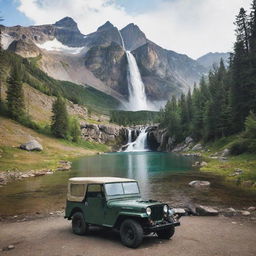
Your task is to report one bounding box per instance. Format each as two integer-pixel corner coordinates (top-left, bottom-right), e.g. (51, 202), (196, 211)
(124, 226), (135, 241)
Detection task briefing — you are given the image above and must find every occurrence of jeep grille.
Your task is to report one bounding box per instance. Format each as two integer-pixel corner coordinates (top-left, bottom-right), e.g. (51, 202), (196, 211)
(151, 205), (163, 221)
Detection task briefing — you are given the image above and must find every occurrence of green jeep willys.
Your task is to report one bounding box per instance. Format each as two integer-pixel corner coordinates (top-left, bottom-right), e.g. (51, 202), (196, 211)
(65, 177), (180, 248)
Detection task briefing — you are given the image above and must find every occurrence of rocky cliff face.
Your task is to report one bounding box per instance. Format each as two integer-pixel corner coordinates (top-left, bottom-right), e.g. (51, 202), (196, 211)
(84, 42), (128, 96)
(197, 52), (230, 70)
(1, 17), (208, 105)
(120, 23), (147, 51)
(133, 42), (206, 100)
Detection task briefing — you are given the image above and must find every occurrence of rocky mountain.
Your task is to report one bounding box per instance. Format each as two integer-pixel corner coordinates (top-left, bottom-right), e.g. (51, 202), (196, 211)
(1, 17), (208, 107)
(197, 52), (230, 70)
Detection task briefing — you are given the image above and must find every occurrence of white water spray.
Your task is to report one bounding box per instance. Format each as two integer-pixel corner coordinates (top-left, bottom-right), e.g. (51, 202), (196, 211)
(118, 31), (149, 111)
(125, 128), (149, 152)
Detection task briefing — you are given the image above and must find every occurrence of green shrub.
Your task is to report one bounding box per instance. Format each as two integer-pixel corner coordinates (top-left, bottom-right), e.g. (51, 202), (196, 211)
(230, 138), (249, 155)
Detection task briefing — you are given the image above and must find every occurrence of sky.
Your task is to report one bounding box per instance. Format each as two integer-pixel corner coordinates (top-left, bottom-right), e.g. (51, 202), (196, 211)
(0, 0), (252, 59)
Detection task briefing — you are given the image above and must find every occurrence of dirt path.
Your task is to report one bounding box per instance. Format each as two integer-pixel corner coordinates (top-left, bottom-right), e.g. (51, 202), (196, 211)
(0, 216), (256, 256)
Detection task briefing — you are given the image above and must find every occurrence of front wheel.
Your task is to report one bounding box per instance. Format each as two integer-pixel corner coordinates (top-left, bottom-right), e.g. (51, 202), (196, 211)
(120, 219), (143, 248)
(157, 226), (175, 239)
(72, 212), (89, 235)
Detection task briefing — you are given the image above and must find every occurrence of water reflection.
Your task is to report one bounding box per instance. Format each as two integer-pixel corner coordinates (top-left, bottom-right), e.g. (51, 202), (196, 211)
(1, 152), (256, 216)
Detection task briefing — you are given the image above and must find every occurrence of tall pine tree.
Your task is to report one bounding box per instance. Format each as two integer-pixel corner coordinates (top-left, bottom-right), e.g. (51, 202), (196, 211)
(7, 64), (25, 120)
(51, 96), (69, 138)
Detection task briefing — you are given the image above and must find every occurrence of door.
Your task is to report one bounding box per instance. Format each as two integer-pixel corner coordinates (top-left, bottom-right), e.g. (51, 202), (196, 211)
(84, 184), (106, 225)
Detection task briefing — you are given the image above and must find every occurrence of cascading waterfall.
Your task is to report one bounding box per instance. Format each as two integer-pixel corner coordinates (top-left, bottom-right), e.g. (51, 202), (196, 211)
(118, 30), (149, 111)
(125, 128), (149, 152)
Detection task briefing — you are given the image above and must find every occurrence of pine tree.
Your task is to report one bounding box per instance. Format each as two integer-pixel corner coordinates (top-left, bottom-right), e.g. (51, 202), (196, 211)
(235, 8), (250, 52)
(69, 117), (81, 142)
(7, 64), (25, 120)
(51, 96), (69, 138)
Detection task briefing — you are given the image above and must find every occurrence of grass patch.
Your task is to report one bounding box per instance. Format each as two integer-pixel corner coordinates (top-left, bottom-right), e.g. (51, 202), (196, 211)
(199, 136), (256, 186)
(0, 116), (109, 172)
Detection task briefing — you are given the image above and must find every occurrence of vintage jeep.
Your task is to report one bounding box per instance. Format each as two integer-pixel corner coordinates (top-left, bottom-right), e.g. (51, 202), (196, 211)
(65, 177), (180, 248)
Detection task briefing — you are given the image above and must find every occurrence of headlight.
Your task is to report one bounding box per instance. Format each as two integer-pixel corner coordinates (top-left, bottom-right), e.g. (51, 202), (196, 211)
(146, 207), (151, 216)
(163, 204), (168, 213)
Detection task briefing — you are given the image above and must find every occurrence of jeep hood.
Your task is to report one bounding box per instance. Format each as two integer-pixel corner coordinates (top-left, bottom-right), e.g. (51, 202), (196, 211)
(107, 198), (163, 210)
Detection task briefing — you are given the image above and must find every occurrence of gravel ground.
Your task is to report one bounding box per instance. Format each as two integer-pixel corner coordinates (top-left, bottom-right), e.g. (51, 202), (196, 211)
(0, 215), (256, 256)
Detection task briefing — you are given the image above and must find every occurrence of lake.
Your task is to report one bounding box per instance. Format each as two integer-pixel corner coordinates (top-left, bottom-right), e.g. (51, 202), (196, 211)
(0, 152), (256, 217)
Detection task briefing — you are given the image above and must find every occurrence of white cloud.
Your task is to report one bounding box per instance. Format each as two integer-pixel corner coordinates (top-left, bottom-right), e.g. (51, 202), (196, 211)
(17, 0), (252, 59)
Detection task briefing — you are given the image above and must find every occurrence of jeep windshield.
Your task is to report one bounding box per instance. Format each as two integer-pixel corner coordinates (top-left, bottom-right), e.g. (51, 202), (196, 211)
(105, 182), (140, 196)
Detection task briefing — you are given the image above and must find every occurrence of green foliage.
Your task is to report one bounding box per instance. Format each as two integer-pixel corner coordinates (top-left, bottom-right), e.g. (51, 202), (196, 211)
(51, 96), (69, 139)
(159, 0), (256, 151)
(68, 117), (81, 142)
(0, 51), (120, 115)
(230, 138), (249, 155)
(110, 110), (159, 126)
(6, 64), (26, 121)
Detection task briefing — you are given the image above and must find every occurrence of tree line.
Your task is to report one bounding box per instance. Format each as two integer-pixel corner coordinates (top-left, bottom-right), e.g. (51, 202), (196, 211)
(0, 59), (80, 142)
(159, 0), (256, 154)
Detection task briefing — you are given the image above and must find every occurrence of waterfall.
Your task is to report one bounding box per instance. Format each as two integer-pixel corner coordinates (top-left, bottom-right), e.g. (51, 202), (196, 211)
(118, 30), (149, 111)
(127, 129), (132, 143)
(125, 128), (149, 152)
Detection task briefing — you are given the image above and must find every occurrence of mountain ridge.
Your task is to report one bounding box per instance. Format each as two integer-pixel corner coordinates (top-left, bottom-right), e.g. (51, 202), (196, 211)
(1, 17), (208, 107)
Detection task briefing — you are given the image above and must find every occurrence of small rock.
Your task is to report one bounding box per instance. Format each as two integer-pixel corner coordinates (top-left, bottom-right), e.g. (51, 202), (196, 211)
(242, 180), (254, 187)
(241, 210), (251, 216)
(248, 207), (256, 211)
(192, 161), (201, 167)
(172, 208), (187, 216)
(189, 180), (211, 188)
(200, 161), (208, 167)
(196, 205), (219, 216)
(221, 207), (237, 217)
(234, 168), (243, 175)
(232, 222), (237, 225)
(49, 212), (54, 215)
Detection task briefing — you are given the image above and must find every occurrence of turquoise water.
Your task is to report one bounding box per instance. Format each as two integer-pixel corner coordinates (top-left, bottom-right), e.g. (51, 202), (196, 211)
(0, 152), (256, 217)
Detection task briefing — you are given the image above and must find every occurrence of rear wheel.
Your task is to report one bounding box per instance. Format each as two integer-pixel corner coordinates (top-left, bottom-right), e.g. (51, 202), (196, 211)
(157, 226), (175, 239)
(120, 219), (143, 248)
(72, 212), (88, 235)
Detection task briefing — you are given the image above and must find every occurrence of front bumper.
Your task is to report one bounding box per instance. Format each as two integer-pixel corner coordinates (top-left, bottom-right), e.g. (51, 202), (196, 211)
(144, 221), (180, 232)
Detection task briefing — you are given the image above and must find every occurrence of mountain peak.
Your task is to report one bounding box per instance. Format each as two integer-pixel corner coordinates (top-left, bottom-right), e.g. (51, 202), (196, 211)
(97, 21), (114, 32)
(54, 17), (78, 31)
(120, 23), (147, 51)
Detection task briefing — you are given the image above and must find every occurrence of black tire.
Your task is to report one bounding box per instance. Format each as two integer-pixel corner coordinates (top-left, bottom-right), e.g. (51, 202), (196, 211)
(157, 226), (175, 239)
(72, 212), (88, 235)
(120, 219), (143, 248)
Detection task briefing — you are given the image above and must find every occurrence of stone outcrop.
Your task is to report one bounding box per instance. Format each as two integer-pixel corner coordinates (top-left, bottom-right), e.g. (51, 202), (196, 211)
(81, 123), (125, 145)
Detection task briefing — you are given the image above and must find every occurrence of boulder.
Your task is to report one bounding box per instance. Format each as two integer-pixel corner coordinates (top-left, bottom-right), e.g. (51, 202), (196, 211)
(248, 207), (256, 211)
(192, 144), (203, 151)
(240, 210), (251, 216)
(20, 140), (43, 151)
(196, 205), (219, 216)
(189, 180), (211, 188)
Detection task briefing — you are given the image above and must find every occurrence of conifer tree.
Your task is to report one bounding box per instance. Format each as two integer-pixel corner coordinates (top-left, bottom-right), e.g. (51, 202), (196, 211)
(51, 96), (69, 138)
(7, 64), (25, 120)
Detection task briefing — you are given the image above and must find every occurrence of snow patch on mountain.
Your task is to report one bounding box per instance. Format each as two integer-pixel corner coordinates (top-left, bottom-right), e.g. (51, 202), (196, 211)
(36, 38), (83, 54)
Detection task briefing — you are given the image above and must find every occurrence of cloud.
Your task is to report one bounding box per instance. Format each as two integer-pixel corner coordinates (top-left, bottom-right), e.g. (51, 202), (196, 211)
(17, 0), (252, 58)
